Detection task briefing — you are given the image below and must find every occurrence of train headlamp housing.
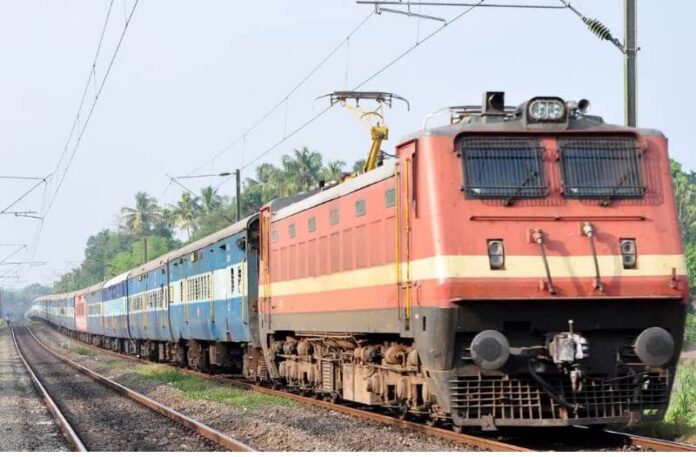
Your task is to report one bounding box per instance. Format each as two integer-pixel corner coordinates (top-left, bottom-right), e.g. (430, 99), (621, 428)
(620, 238), (637, 269)
(526, 97), (567, 123)
(487, 240), (505, 270)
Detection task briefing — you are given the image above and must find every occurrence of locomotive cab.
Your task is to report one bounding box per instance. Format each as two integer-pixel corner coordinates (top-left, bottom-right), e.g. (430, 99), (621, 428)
(404, 92), (688, 429)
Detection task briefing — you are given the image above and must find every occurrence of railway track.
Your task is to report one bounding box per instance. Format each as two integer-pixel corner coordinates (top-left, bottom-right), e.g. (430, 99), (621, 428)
(31, 321), (696, 452)
(11, 323), (254, 452)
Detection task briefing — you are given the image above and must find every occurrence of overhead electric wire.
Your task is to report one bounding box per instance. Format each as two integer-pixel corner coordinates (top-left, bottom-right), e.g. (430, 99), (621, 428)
(22, 0), (140, 281)
(185, 10), (375, 177)
(213, 0), (486, 188)
(50, 0), (116, 190)
(0, 176), (49, 215)
(45, 0), (139, 217)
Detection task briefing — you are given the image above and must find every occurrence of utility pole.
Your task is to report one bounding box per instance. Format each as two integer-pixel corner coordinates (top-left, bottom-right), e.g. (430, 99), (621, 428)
(235, 169), (241, 222)
(624, 0), (637, 127)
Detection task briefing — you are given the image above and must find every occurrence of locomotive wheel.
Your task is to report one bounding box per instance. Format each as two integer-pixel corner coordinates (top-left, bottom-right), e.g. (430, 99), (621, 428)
(397, 404), (409, 420)
(425, 416), (439, 427)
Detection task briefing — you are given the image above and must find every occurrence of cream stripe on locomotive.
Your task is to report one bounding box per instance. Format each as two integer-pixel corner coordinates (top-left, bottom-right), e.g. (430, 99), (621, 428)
(260, 254), (686, 297)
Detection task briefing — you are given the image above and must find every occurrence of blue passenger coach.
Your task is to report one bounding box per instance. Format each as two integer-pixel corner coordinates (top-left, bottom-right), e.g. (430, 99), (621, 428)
(102, 271), (131, 345)
(32, 215), (261, 374)
(167, 215), (258, 368)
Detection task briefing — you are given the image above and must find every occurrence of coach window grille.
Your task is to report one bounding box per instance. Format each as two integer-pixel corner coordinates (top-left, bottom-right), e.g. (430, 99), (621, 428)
(559, 137), (645, 202)
(230, 267), (236, 293)
(289, 223), (296, 238)
(355, 199), (366, 217)
(385, 188), (396, 208)
(330, 208), (339, 226)
(308, 216), (316, 233)
(272, 230), (279, 243)
(460, 137), (546, 202)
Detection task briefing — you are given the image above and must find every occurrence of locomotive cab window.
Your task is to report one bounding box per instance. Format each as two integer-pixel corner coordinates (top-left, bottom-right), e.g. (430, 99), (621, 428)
(559, 137), (644, 200)
(460, 137), (546, 199)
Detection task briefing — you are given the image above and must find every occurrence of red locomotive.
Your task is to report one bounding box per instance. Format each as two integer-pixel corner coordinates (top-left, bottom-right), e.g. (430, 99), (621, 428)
(257, 92), (688, 429)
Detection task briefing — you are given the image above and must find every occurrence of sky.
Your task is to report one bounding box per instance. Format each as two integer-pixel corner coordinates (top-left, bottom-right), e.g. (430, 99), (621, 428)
(0, 0), (693, 287)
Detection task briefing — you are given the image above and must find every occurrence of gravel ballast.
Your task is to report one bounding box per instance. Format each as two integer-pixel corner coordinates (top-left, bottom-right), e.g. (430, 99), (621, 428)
(29, 320), (471, 451)
(0, 326), (70, 451)
(14, 325), (225, 452)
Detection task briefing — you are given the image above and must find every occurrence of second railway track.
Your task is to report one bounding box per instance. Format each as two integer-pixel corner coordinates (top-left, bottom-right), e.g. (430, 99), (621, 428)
(10, 323), (253, 452)
(27, 320), (696, 452)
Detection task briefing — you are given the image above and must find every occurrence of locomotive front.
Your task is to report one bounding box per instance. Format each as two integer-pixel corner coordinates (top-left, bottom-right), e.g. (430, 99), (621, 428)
(409, 92), (689, 429)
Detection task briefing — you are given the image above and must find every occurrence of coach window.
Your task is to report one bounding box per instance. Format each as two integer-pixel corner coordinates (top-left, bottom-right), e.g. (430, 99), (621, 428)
(355, 199), (366, 217)
(289, 223), (296, 238)
(272, 230), (279, 243)
(385, 188), (396, 208)
(308, 216), (316, 233)
(330, 208), (339, 226)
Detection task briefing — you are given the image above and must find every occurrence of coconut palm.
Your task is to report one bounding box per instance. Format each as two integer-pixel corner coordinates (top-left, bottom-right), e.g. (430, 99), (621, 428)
(170, 192), (201, 241)
(120, 192), (160, 236)
(281, 146), (323, 192)
(200, 186), (223, 213)
(322, 159), (346, 182)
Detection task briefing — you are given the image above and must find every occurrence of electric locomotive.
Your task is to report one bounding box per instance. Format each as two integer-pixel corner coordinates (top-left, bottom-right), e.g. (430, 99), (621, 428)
(258, 92), (688, 429)
(33, 91), (688, 431)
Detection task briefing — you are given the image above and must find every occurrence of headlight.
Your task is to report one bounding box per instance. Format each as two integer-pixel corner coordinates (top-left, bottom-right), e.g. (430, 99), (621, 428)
(528, 98), (566, 122)
(487, 240), (505, 270)
(620, 238), (637, 269)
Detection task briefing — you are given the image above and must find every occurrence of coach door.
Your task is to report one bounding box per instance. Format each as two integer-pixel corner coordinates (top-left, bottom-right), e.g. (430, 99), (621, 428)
(396, 141), (416, 332)
(259, 207), (273, 331)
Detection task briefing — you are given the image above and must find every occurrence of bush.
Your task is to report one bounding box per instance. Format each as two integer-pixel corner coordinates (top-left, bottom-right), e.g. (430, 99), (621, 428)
(666, 361), (696, 427)
(685, 313), (696, 346)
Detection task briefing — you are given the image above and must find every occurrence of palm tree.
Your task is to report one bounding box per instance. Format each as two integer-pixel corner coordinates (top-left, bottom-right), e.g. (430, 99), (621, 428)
(281, 146), (323, 192)
(322, 159), (346, 182)
(120, 192), (160, 236)
(200, 186), (223, 213)
(352, 159), (366, 174)
(170, 192), (200, 240)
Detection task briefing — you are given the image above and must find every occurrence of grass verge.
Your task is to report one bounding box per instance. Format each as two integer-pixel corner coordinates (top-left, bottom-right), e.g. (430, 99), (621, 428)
(632, 360), (696, 444)
(136, 364), (296, 411)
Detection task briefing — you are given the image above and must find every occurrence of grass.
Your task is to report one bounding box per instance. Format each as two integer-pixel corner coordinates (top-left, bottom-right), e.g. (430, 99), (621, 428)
(633, 360), (696, 444)
(136, 364), (296, 411)
(69, 346), (98, 357)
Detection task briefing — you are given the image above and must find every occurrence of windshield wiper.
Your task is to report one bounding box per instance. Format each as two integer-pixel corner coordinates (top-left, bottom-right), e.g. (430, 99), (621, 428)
(600, 169), (634, 206)
(504, 169), (538, 207)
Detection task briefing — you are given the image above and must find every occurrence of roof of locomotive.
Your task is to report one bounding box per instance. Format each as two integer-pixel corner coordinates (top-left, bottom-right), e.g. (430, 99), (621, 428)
(401, 96), (664, 143)
(270, 160), (397, 222)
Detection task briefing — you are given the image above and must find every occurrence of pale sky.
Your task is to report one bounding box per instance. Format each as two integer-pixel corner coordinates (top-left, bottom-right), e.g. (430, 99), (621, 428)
(0, 0), (692, 286)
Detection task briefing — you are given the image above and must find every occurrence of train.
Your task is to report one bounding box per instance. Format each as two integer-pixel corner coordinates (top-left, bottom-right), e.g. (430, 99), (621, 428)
(32, 91), (689, 430)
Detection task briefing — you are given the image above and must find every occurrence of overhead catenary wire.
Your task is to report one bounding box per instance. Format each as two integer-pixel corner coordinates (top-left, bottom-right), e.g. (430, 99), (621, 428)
(50, 0), (116, 191)
(22, 0), (140, 281)
(213, 0), (486, 190)
(185, 10), (375, 177)
(0, 176), (49, 215)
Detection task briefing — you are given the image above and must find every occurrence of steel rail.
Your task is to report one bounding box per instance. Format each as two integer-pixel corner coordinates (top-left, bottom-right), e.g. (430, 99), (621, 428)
(8, 323), (87, 452)
(32, 324), (529, 452)
(37, 322), (696, 452)
(20, 324), (255, 452)
(605, 430), (696, 452)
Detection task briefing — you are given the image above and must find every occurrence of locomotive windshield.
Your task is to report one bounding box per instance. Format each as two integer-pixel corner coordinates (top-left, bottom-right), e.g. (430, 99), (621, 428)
(460, 137), (546, 199)
(559, 137), (644, 199)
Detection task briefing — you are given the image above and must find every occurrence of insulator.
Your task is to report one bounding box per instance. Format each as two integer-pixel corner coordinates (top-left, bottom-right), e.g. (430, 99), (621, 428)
(582, 17), (612, 41)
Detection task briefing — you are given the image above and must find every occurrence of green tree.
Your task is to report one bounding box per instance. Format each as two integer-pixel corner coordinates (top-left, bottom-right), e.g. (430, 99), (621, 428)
(281, 146), (323, 193)
(170, 192), (201, 241)
(120, 192), (160, 236)
(200, 186), (224, 214)
(323, 159), (346, 182)
(352, 159), (366, 174)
